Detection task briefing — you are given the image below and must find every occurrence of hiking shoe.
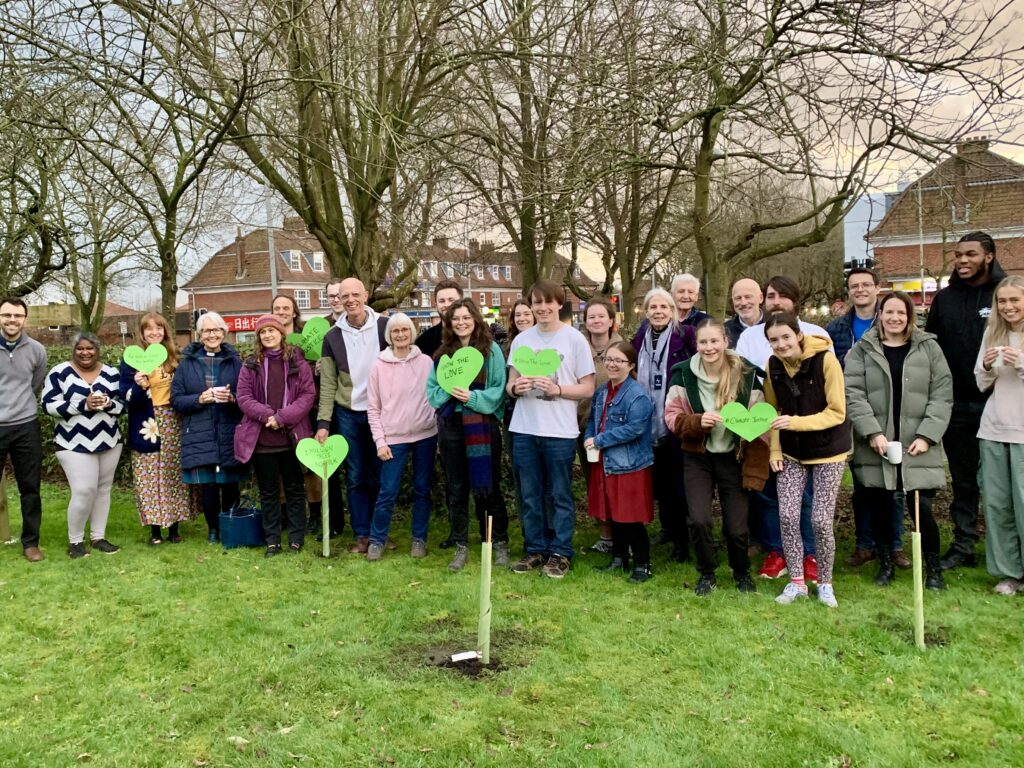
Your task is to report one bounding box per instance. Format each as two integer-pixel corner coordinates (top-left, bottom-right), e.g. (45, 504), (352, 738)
(845, 548), (874, 567)
(349, 536), (370, 554)
(542, 554), (571, 579)
(803, 555), (819, 584)
(893, 550), (912, 569)
(695, 575), (717, 597)
(264, 544), (282, 558)
(994, 578), (1024, 596)
(735, 573), (757, 593)
(629, 564), (652, 583)
(68, 542), (89, 559)
(775, 582), (809, 605)
(448, 544), (469, 572)
(288, 542), (302, 554)
(940, 547), (976, 570)
(91, 538), (120, 555)
(759, 551), (788, 579)
(817, 583), (838, 608)
(493, 541), (510, 567)
(410, 539), (427, 559)
(512, 553), (546, 573)
(366, 542), (385, 561)
(588, 538), (614, 554)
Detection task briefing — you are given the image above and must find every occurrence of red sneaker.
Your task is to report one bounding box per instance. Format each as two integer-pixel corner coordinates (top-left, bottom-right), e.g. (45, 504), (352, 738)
(758, 551), (788, 579)
(803, 555), (819, 584)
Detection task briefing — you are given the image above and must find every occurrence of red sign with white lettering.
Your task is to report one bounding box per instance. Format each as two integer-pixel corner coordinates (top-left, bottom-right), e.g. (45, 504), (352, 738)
(225, 315), (263, 332)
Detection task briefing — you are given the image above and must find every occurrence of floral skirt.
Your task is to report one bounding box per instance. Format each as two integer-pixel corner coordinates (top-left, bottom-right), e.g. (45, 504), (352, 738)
(132, 406), (200, 526)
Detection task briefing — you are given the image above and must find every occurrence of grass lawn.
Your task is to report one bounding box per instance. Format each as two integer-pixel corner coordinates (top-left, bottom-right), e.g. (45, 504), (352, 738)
(1, 482), (1022, 768)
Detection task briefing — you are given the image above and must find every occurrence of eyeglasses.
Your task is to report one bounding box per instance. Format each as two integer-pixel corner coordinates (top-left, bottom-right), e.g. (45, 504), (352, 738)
(201, 329), (225, 336)
(0, 313), (26, 320)
(604, 357), (630, 365)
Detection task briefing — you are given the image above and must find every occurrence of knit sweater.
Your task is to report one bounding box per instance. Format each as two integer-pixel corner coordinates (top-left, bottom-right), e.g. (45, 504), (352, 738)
(41, 362), (124, 453)
(975, 330), (1024, 444)
(0, 333), (47, 426)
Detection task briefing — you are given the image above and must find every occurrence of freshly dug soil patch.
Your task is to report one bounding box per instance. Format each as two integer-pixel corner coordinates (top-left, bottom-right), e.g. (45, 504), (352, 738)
(422, 643), (505, 678)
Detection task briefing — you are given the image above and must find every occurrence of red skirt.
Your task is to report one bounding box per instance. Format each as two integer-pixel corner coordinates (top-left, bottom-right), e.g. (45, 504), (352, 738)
(587, 464), (655, 524)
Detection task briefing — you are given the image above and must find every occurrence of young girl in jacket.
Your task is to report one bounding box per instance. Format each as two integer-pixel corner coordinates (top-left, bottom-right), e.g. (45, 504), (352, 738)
(845, 292), (952, 590)
(975, 276), (1024, 596)
(366, 313), (438, 561)
(664, 319), (765, 595)
(426, 298), (510, 572)
(584, 341), (656, 583)
(763, 313), (851, 608)
(234, 315), (316, 556)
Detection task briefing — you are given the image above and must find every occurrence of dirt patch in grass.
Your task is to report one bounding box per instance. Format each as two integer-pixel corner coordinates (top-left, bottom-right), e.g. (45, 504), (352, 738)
(396, 624), (536, 679)
(876, 614), (952, 647)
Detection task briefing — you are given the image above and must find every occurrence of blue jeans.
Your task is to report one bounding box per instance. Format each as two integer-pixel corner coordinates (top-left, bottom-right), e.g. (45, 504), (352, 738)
(852, 476), (905, 552)
(513, 433), (576, 559)
(333, 406), (381, 538)
(757, 469), (816, 556)
(369, 436), (436, 545)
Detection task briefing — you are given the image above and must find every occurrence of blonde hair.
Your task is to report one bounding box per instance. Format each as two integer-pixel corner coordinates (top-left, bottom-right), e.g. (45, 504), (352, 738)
(696, 318), (750, 408)
(983, 276), (1024, 348)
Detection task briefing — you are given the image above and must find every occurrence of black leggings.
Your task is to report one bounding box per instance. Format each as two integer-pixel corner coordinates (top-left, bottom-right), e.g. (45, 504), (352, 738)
(200, 482), (240, 533)
(864, 487), (938, 556)
(611, 521), (650, 565)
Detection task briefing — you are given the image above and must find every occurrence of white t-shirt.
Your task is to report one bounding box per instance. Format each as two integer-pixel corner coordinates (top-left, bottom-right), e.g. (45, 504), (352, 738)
(508, 324), (596, 439)
(736, 319), (830, 371)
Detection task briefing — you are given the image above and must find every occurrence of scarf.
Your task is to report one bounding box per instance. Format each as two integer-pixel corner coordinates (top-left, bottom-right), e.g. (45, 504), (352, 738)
(637, 324), (671, 443)
(462, 365), (493, 494)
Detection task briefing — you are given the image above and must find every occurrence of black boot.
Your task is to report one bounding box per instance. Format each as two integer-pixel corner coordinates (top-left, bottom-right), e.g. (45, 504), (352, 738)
(629, 563), (652, 583)
(874, 549), (895, 586)
(925, 554), (945, 590)
(597, 556), (629, 573)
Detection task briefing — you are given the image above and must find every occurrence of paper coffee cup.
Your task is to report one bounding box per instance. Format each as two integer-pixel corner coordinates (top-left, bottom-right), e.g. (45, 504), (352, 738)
(885, 440), (903, 465)
(586, 445), (600, 463)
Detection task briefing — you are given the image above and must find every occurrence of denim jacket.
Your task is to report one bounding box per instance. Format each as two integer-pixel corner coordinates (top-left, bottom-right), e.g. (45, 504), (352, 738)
(584, 376), (654, 475)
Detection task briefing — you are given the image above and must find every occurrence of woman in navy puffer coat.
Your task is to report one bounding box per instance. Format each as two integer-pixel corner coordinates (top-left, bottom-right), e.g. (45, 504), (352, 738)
(171, 312), (245, 543)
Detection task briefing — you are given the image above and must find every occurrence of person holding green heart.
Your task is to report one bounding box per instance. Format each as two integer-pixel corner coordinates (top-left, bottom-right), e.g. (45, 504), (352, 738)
(426, 299), (510, 571)
(664, 318), (767, 596)
(119, 313), (198, 546)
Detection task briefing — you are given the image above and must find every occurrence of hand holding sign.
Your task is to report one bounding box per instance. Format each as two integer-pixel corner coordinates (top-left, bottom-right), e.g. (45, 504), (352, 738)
(286, 316), (330, 362)
(123, 344), (169, 376)
(510, 346), (560, 378)
(437, 346), (485, 395)
(296, 435), (349, 478)
(719, 402), (778, 442)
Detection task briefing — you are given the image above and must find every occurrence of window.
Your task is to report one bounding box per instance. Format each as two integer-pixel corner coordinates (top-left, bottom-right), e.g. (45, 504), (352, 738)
(503, 265), (511, 280)
(426, 261), (437, 277)
(443, 261), (454, 278)
(288, 251), (301, 271)
(474, 265), (483, 280)
(421, 291), (429, 307)
(952, 203), (971, 224)
(491, 291), (500, 308)
(311, 251), (324, 271)
(318, 289), (328, 308)
(395, 258), (404, 275)
(573, 264), (581, 279)
(490, 264), (499, 278)
(479, 292), (487, 306)
(294, 289), (310, 310)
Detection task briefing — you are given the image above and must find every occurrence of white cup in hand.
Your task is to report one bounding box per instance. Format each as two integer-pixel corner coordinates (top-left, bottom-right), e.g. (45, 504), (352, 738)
(885, 440), (903, 465)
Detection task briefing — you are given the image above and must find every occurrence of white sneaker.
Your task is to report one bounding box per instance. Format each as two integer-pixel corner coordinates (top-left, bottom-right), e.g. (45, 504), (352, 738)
(775, 582), (809, 605)
(993, 578), (1024, 596)
(817, 583), (838, 608)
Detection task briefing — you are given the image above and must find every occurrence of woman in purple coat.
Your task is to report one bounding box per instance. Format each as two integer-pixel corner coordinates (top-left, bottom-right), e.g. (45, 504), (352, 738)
(235, 315), (316, 556)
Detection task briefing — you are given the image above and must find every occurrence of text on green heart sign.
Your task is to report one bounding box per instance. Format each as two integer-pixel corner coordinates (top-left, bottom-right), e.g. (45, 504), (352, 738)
(719, 402), (778, 442)
(510, 346), (561, 377)
(286, 316), (330, 362)
(123, 344), (169, 375)
(437, 346), (485, 395)
(295, 435), (349, 478)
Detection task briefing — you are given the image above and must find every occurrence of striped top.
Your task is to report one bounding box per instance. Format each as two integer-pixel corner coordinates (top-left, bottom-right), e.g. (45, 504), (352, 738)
(41, 362), (124, 453)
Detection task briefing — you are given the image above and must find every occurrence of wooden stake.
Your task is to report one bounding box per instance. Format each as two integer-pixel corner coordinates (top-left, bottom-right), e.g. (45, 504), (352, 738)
(912, 490), (926, 651)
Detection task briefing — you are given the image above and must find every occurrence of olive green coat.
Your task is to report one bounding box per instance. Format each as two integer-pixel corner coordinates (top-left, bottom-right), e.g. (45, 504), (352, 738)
(844, 327), (953, 491)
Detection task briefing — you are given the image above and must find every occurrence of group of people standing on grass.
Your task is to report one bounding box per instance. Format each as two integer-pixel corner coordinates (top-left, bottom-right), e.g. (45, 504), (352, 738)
(2, 229), (1023, 603)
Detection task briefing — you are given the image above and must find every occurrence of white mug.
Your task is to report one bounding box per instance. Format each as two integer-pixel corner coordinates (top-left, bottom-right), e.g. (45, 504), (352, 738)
(586, 445), (600, 463)
(885, 440), (903, 465)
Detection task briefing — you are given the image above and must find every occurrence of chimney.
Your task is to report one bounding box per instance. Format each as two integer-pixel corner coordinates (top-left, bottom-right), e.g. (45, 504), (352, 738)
(235, 226), (247, 279)
(432, 236), (449, 250)
(957, 136), (990, 155)
(481, 240), (494, 253)
(469, 239), (480, 257)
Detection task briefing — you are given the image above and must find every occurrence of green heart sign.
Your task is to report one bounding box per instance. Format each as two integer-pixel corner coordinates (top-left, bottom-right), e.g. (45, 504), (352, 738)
(511, 346), (561, 378)
(286, 316), (330, 362)
(437, 346), (485, 395)
(719, 402), (778, 442)
(295, 435), (349, 478)
(123, 344), (169, 375)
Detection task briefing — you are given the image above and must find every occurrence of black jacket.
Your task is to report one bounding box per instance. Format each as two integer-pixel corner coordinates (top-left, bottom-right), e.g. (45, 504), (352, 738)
(171, 342), (244, 470)
(925, 258), (1007, 404)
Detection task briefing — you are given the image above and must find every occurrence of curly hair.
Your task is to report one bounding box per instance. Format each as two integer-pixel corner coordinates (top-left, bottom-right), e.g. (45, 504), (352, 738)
(435, 298), (493, 360)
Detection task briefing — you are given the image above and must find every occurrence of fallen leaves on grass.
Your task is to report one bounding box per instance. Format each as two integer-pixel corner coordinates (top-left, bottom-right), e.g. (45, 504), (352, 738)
(226, 736), (250, 752)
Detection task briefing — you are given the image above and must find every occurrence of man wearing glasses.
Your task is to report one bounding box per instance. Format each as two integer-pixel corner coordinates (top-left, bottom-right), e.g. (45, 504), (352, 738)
(0, 298), (47, 561)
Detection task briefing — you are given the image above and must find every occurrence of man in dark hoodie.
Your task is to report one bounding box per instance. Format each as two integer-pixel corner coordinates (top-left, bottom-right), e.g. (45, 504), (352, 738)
(925, 231), (1006, 570)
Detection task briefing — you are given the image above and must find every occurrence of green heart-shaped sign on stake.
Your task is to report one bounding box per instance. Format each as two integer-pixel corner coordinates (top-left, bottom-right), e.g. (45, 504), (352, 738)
(437, 346), (485, 395)
(286, 316), (330, 362)
(123, 344), (169, 375)
(295, 435), (349, 478)
(720, 402), (778, 442)
(511, 346), (561, 377)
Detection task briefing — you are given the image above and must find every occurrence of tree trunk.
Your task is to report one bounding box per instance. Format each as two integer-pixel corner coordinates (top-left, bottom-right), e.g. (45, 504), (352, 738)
(702, 257), (732, 319)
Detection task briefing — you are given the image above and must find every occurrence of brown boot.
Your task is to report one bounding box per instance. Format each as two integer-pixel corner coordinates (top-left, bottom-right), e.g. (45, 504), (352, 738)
(845, 548), (874, 567)
(349, 536), (370, 554)
(23, 546), (45, 562)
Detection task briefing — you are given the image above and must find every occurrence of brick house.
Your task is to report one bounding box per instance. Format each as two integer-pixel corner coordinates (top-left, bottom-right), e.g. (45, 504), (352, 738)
(183, 218), (599, 341)
(867, 138), (1024, 305)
